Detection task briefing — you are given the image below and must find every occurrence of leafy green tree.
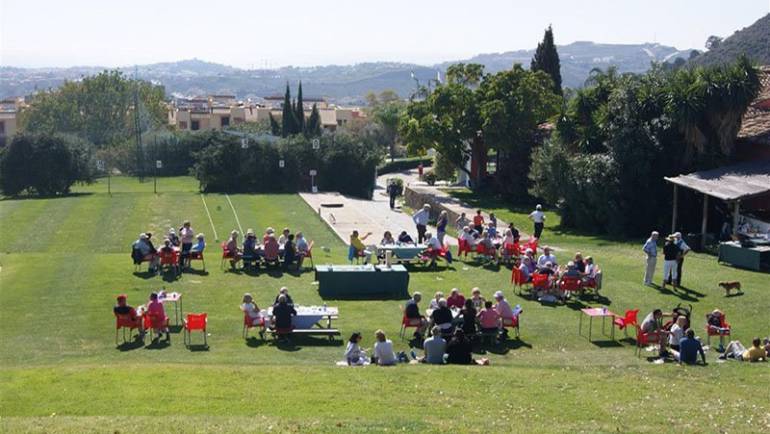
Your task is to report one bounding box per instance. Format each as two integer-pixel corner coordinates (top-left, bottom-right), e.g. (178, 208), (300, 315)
(531, 25), (562, 94)
(269, 112), (281, 136)
(366, 90), (405, 159)
(306, 103), (322, 137)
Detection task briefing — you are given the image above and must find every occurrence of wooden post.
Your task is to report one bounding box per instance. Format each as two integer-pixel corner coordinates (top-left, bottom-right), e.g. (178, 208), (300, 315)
(701, 194), (709, 248)
(671, 184), (678, 233)
(732, 200), (741, 236)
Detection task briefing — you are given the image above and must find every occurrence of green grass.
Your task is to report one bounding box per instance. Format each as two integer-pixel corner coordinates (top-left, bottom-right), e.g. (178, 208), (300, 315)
(1, 177), (769, 433)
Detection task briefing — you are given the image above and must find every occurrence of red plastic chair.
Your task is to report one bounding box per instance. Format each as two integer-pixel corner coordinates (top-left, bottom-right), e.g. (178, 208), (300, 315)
(399, 305), (423, 339)
(158, 250), (179, 275)
(188, 251), (205, 271)
(115, 313), (141, 344)
(705, 313), (731, 347)
(526, 237), (539, 255)
(613, 309), (639, 337)
(635, 325), (662, 356)
(457, 239), (472, 257)
(142, 311), (169, 341)
(303, 240), (315, 268)
(184, 313), (208, 347)
(503, 242), (520, 259)
(243, 313), (266, 340)
(221, 242), (234, 269)
(532, 273), (550, 292)
(559, 275), (582, 297)
(511, 267), (531, 295)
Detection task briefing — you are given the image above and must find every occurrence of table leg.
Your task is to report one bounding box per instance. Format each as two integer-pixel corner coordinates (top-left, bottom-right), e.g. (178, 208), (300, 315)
(589, 316), (593, 341)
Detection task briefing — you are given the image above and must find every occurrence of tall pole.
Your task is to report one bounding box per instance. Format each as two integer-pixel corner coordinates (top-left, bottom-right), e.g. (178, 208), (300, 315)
(701, 194), (709, 248)
(153, 136), (157, 194)
(133, 66), (144, 181)
(670, 184), (678, 233)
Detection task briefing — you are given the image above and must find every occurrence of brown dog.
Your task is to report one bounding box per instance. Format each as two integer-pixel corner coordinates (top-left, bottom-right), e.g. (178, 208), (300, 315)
(718, 281), (742, 296)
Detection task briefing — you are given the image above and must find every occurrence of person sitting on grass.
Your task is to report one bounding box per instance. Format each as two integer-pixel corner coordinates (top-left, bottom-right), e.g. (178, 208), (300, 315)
(349, 230), (373, 264)
(373, 330), (397, 366)
(404, 292), (428, 339)
(114, 294), (143, 339)
(191, 233), (205, 254)
(146, 292), (170, 342)
(430, 298), (454, 337)
(132, 233), (159, 272)
(225, 230), (242, 270)
(422, 326), (447, 364)
(721, 338), (768, 362)
(668, 315), (688, 352)
(242, 229), (259, 269)
(274, 287), (294, 306)
(477, 301), (500, 336)
(381, 231), (396, 245)
(241, 293), (263, 330)
(677, 329), (706, 365)
(447, 288), (465, 309)
(345, 332), (367, 366)
(446, 329), (489, 365)
(398, 231), (415, 245)
(469, 288), (485, 310)
(283, 233), (297, 270)
(271, 294), (297, 342)
(460, 298), (478, 336)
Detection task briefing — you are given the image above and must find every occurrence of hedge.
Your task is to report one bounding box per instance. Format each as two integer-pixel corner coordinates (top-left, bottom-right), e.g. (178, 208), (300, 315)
(377, 156), (433, 175)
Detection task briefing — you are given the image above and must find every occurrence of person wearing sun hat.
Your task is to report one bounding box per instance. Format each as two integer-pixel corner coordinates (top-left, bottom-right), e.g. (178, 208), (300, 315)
(661, 234), (679, 290)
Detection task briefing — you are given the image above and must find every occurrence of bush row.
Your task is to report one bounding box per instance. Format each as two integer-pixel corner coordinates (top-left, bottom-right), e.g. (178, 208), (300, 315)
(377, 156), (433, 175)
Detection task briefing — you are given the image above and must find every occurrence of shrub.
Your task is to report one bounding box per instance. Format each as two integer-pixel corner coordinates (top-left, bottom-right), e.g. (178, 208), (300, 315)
(432, 151), (457, 182)
(422, 171), (437, 186)
(377, 156), (432, 175)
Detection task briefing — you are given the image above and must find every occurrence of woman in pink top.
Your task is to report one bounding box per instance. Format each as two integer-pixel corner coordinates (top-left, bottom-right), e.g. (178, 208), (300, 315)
(477, 301), (500, 333)
(146, 292), (169, 341)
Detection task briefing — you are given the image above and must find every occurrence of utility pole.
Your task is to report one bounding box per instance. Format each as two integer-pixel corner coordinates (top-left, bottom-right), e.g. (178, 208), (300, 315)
(133, 66), (144, 181)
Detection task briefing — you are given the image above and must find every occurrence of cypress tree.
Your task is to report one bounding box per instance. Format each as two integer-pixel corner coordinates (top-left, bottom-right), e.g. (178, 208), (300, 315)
(281, 83), (296, 137)
(268, 112), (281, 136)
(295, 81), (305, 133)
(531, 25), (562, 94)
(306, 103), (321, 137)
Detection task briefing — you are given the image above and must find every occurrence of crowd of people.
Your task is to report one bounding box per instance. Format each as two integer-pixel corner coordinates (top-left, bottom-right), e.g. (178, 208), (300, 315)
(223, 227), (311, 271)
(131, 220), (205, 273)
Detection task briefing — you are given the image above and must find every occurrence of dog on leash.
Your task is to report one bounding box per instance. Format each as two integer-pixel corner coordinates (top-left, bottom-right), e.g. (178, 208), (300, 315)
(718, 281), (742, 296)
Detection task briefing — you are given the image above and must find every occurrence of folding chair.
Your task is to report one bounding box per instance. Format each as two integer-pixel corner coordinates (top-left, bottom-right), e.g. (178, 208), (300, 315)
(511, 267), (532, 296)
(457, 239), (472, 258)
(706, 312), (731, 348)
(303, 240), (315, 268)
(143, 312), (169, 342)
(635, 325), (662, 356)
(532, 273), (550, 296)
(115, 313), (142, 344)
(188, 251), (205, 271)
(243, 313), (266, 340)
(501, 313), (521, 339)
(184, 313), (208, 348)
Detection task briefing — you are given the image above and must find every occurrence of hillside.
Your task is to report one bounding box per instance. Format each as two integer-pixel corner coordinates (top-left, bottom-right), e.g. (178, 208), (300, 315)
(691, 14), (770, 67)
(0, 42), (690, 103)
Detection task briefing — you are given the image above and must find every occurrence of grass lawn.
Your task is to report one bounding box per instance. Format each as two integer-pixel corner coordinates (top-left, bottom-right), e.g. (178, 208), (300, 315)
(1, 177), (769, 433)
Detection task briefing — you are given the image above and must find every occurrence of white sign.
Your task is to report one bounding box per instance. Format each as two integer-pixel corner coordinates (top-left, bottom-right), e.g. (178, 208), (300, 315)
(309, 169), (317, 176)
(312, 138), (320, 149)
(278, 159), (285, 168)
(312, 186), (318, 193)
(96, 160), (105, 171)
(241, 138), (249, 149)
(156, 160), (163, 169)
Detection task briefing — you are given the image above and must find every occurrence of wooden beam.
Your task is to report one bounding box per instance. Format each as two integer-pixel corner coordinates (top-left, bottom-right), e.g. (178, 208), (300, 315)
(732, 200), (741, 235)
(671, 184), (678, 233)
(701, 194), (709, 247)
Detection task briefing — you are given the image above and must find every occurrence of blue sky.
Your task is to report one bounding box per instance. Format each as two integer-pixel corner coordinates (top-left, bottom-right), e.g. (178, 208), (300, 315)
(0, 0), (767, 68)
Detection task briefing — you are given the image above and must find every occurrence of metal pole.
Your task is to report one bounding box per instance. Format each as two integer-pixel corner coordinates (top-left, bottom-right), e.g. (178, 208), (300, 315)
(701, 194), (709, 248)
(108, 171), (111, 196)
(154, 136), (157, 194)
(671, 184), (678, 233)
(732, 200), (741, 236)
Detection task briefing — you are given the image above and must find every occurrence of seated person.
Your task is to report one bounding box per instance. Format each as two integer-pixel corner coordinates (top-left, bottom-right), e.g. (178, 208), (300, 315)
(486, 222), (497, 238)
(706, 309), (728, 333)
(469, 287), (485, 310)
(277, 228), (291, 247)
(429, 291), (444, 310)
(242, 229), (259, 267)
(404, 292), (428, 338)
(380, 231), (396, 245)
(640, 309), (671, 355)
(562, 261), (581, 278)
(167, 228), (180, 247)
(678, 329), (706, 365)
(573, 252), (586, 273)
(508, 223), (520, 242)
(478, 301), (501, 334)
(295, 232), (310, 267)
(283, 233), (297, 269)
(478, 230), (497, 258)
(446, 330), (488, 365)
(397, 231), (415, 245)
(159, 238), (175, 255)
(191, 233), (206, 254)
(537, 246), (558, 269)
(460, 298), (478, 336)
(459, 226), (477, 248)
(146, 292), (169, 342)
(422, 326), (447, 364)
(517, 258), (532, 283)
(114, 294), (143, 337)
(722, 338), (768, 362)
(425, 231), (442, 250)
(668, 315), (688, 351)
(273, 287), (294, 306)
(132, 233), (159, 271)
(225, 230), (243, 269)
(501, 229), (516, 253)
(349, 230), (373, 264)
(344, 332), (367, 366)
(271, 294), (297, 340)
(372, 330), (397, 366)
(263, 234), (280, 262)
(446, 288), (466, 309)
(263, 227), (275, 244)
(537, 261), (556, 277)
(494, 291), (515, 323)
(241, 293), (263, 326)
(430, 298), (454, 335)
(582, 256), (601, 288)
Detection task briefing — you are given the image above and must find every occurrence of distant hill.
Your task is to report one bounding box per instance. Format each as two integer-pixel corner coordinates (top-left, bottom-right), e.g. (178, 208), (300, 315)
(691, 14), (770, 67)
(0, 42), (691, 103)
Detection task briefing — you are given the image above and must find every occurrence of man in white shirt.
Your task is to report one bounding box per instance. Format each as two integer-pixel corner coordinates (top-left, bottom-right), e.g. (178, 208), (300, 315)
(537, 246), (557, 269)
(642, 231), (659, 286)
(412, 204), (431, 244)
(671, 232), (690, 287)
(528, 204), (546, 239)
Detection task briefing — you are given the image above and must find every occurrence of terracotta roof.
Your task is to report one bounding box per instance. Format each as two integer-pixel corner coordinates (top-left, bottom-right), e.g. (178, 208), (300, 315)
(738, 66), (770, 145)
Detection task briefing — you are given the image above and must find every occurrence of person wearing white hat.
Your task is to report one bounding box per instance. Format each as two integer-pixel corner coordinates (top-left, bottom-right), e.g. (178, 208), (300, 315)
(132, 233), (159, 271)
(529, 204), (546, 239)
(670, 232), (690, 287)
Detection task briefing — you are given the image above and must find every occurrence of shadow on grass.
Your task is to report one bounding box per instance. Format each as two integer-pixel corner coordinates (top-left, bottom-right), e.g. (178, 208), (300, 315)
(271, 335), (343, 351)
(724, 292), (745, 298)
(183, 268), (209, 277)
(168, 324), (183, 334)
(245, 337), (267, 348)
(116, 338), (145, 351)
(476, 337), (532, 355)
(590, 340), (624, 348)
(651, 284), (703, 302)
(132, 271), (158, 280)
(144, 339), (171, 350)
(0, 192), (94, 201)
(185, 343), (210, 352)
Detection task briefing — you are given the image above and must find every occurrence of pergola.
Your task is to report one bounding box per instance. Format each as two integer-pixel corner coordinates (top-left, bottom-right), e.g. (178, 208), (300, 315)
(664, 159), (770, 246)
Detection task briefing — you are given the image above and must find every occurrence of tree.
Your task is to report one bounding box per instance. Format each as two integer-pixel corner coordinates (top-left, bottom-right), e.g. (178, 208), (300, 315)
(269, 113), (281, 136)
(0, 133), (94, 196)
(705, 35), (723, 51)
(531, 25), (563, 95)
(281, 83), (298, 137)
(295, 81), (305, 133)
(366, 90), (405, 159)
(305, 103), (322, 137)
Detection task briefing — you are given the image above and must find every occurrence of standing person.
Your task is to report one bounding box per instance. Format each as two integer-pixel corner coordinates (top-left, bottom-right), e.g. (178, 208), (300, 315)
(528, 205), (546, 239)
(473, 210), (485, 235)
(642, 231), (659, 286)
(455, 212), (470, 232)
(489, 213), (497, 229)
(412, 204), (431, 244)
(386, 179), (400, 210)
(179, 221), (194, 269)
(436, 210), (448, 246)
(661, 235), (679, 290)
(672, 232), (690, 287)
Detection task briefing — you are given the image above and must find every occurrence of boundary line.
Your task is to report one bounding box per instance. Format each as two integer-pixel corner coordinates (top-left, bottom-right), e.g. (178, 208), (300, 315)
(200, 194), (219, 242)
(226, 194), (244, 235)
